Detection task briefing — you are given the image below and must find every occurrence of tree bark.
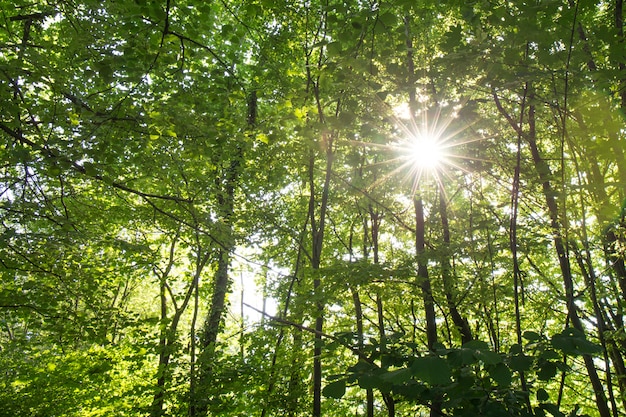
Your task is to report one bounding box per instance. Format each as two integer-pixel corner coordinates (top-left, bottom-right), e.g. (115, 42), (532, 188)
(414, 197), (437, 352)
(438, 189), (472, 344)
(150, 234), (209, 417)
(191, 91), (255, 417)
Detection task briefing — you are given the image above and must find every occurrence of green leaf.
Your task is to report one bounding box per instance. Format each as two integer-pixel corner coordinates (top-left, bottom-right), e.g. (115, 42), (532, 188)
(322, 379), (346, 399)
(540, 349), (561, 360)
(551, 328), (601, 355)
(378, 12), (397, 28)
(509, 353), (533, 372)
(358, 373), (380, 390)
(447, 348), (477, 367)
(410, 356), (451, 385)
(256, 133), (269, 144)
(537, 388), (550, 402)
(478, 350), (502, 365)
(488, 363), (512, 387)
(537, 361), (557, 381)
(523, 331), (542, 342)
(380, 368), (412, 384)
(462, 340), (490, 351)
(326, 41), (343, 56)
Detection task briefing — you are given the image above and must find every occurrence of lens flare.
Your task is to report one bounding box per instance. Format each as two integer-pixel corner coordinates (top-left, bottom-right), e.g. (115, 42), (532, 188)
(405, 133), (446, 171)
(348, 97), (486, 197)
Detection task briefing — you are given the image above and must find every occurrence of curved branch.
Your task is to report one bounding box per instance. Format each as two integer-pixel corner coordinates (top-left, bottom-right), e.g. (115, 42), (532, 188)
(0, 121), (190, 203)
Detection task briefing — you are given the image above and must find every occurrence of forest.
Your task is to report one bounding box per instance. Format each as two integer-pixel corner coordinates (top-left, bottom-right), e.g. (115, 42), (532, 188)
(1, 0), (625, 416)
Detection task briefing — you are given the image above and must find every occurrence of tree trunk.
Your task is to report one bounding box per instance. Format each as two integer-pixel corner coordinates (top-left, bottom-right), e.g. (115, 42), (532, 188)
(351, 288), (374, 417)
(438, 189), (472, 344)
(191, 91), (255, 417)
(414, 196), (437, 352)
(494, 90), (611, 417)
(151, 233), (199, 417)
(573, 243), (625, 414)
(150, 277), (170, 417)
(149, 233), (209, 417)
(309, 132), (333, 417)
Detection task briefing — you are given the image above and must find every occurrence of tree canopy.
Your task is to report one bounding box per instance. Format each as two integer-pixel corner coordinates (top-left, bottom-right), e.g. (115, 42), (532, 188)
(1, 0), (625, 416)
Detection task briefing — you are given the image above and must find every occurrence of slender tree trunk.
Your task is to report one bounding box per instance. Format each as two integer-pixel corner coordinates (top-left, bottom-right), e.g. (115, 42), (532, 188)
(287, 323), (304, 416)
(188, 257), (200, 417)
(573, 244), (625, 415)
(150, 236), (209, 417)
(493, 90), (611, 417)
(375, 293), (396, 417)
(414, 197), (437, 351)
(191, 91), (255, 417)
(350, 204), (378, 417)
(351, 288), (373, 416)
(414, 195), (442, 416)
(260, 209), (311, 417)
(192, 166), (238, 417)
(305, 94), (334, 414)
(404, 13), (438, 361)
(150, 280), (169, 417)
(306, 13), (335, 407)
(527, 100), (610, 417)
(150, 234), (178, 417)
(467, 180), (501, 352)
(404, 20), (440, 403)
(438, 189), (472, 344)
(310, 136), (333, 417)
(367, 205), (395, 415)
(375, 207), (393, 414)
(506, 82), (532, 412)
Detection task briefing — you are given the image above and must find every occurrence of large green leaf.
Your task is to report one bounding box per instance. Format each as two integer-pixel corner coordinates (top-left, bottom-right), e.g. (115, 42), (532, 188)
(509, 353), (533, 372)
(410, 356), (451, 386)
(322, 379), (346, 399)
(488, 362), (512, 387)
(551, 328), (602, 356)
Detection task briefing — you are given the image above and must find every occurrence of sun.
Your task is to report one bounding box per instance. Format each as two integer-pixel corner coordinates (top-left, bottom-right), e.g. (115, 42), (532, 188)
(388, 102), (453, 178)
(391, 103), (458, 193)
(405, 132), (446, 171)
(395, 129), (449, 194)
(349, 98), (484, 195)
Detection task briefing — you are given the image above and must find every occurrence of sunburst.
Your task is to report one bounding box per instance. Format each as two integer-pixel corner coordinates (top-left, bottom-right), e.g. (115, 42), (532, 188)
(355, 100), (481, 196)
(393, 104), (462, 194)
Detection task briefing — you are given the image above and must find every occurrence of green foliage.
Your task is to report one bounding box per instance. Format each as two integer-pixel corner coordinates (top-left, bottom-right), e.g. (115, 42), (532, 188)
(327, 330), (601, 416)
(0, 341), (154, 416)
(1, 0), (625, 416)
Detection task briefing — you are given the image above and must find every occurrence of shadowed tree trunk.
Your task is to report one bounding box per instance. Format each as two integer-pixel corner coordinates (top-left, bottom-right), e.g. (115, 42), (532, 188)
(414, 196), (437, 352)
(438, 188), (472, 344)
(309, 134), (333, 417)
(190, 91), (256, 417)
(152, 233), (210, 417)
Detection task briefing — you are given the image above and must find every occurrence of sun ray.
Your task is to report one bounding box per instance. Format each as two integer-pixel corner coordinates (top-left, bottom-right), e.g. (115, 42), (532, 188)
(348, 96), (489, 198)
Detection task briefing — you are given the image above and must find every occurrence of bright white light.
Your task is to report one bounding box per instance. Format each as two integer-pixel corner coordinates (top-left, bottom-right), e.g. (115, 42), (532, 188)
(350, 99), (484, 195)
(406, 133), (446, 171)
